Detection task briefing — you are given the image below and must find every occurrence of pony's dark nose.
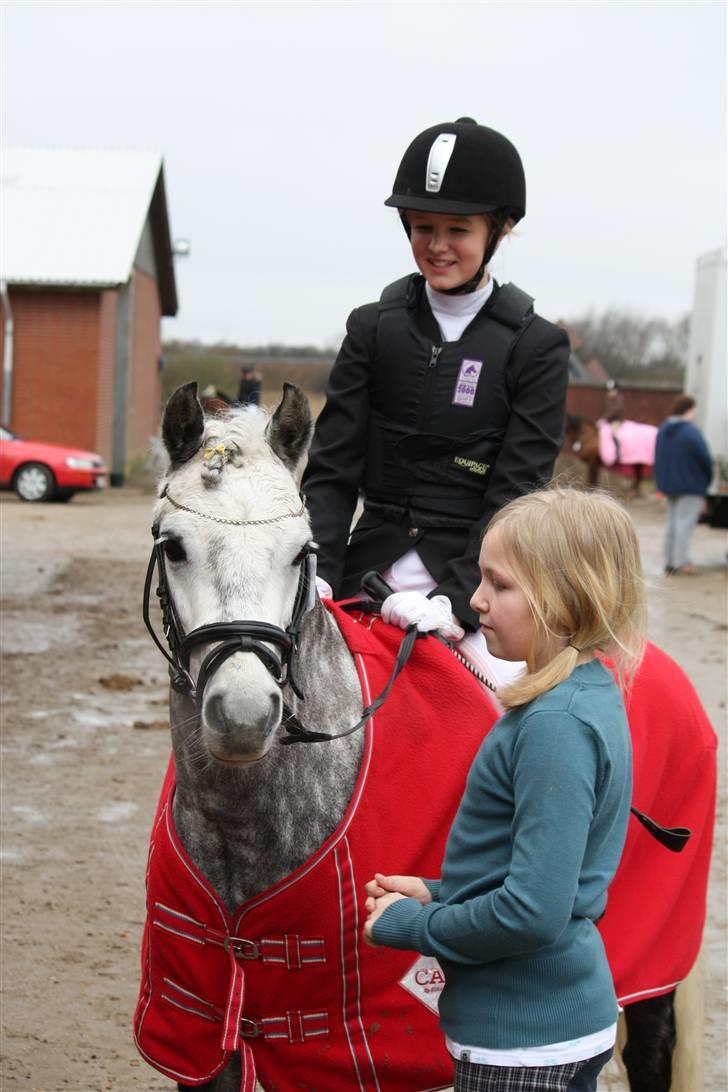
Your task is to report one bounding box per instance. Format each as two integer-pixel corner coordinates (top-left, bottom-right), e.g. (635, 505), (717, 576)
(203, 689), (282, 761)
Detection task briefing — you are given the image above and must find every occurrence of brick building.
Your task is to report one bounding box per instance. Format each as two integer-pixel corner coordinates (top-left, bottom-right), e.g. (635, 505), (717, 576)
(1, 149), (178, 483)
(565, 380), (682, 428)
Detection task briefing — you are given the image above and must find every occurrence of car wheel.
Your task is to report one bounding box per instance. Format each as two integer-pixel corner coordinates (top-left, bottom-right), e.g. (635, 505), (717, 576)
(13, 462), (56, 502)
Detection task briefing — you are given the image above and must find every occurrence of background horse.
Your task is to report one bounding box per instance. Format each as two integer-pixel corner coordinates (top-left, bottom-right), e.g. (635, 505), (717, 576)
(565, 415), (657, 497)
(135, 384), (715, 1092)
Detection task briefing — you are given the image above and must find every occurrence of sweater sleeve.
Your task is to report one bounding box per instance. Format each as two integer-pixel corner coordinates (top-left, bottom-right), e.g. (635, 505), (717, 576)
(301, 308), (374, 595)
(422, 878), (441, 901)
(372, 711), (602, 963)
(431, 325), (570, 627)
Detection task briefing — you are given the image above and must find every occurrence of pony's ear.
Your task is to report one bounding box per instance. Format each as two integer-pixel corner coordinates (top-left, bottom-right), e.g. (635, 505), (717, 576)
(162, 382), (205, 467)
(266, 383), (313, 472)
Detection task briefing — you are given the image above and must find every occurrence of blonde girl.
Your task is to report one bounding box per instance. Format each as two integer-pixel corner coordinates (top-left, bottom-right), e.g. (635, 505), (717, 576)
(364, 487), (646, 1092)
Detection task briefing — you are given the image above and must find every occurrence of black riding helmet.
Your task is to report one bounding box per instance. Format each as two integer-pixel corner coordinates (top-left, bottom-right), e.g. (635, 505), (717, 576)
(385, 117), (526, 294)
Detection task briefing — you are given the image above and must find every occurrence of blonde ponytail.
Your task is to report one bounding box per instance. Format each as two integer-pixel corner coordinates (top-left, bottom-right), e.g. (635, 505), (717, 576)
(500, 644), (580, 710)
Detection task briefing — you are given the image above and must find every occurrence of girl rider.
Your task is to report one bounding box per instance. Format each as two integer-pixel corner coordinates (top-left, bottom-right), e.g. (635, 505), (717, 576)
(302, 118), (570, 687)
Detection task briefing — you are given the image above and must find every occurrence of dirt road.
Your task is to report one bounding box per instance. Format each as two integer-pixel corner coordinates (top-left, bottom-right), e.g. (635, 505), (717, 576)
(1, 486), (725, 1092)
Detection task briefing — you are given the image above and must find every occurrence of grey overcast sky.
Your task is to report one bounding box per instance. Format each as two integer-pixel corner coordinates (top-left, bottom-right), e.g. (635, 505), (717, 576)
(3, 1), (726, 346)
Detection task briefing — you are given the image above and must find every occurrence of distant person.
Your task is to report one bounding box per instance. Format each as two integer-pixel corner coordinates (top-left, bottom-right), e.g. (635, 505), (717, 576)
(598, 382), (627, 466)
(237, 366), (262, 407)
(655, 395), (713, 575)
(603, 382), (625, 431)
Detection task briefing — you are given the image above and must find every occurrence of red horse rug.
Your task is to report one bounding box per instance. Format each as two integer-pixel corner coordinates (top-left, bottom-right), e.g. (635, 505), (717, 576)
(135, 606), (716, 1091)
(135, 604), (492, 1091)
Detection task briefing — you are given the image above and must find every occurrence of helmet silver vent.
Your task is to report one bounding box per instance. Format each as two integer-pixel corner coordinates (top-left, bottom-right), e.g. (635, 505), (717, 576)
(425, 133), (456, 193)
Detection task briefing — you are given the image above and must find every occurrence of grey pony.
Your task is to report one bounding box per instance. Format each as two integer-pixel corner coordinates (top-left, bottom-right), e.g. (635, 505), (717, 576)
(155, 383), (365, 1092)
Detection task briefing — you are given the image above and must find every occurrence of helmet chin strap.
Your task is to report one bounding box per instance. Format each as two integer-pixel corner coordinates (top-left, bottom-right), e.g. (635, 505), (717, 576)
(442, 212), (509, 296)
(441, 256), (489, 296)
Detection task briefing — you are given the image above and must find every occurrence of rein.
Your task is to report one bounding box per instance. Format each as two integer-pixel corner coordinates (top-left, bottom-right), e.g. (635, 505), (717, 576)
(280, 618), (420, 745)
(280, 570), (496, 746)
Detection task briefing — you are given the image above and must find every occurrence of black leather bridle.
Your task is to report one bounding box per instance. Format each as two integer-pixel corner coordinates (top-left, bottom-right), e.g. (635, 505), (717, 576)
(142, 496), (428, 749)
(142, 491), (316, 708)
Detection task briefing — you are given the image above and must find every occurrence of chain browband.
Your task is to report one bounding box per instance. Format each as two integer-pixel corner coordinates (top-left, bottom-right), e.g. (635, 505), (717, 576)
(164, 492), (307, 527)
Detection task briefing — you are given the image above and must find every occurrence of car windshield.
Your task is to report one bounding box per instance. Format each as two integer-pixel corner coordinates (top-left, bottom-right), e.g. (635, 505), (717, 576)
(0, 427), (16, 441)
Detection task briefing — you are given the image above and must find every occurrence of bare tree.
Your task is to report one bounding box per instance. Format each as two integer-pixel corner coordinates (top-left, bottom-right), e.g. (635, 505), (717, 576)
(565, 310), (689, 383)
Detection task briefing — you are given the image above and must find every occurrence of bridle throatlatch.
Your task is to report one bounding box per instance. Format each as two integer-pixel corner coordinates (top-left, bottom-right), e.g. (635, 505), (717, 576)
(142, 492), (316, 708)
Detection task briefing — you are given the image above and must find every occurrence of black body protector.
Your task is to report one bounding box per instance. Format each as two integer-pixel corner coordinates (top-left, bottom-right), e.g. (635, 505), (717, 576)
(363, 274), (535, 528)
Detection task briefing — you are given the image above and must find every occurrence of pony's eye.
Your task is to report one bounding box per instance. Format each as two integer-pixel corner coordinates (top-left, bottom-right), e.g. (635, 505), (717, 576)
(163, 538), (187, 564)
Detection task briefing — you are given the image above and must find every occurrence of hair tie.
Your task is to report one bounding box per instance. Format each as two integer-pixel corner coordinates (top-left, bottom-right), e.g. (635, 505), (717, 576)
(569, 643), (582, 653)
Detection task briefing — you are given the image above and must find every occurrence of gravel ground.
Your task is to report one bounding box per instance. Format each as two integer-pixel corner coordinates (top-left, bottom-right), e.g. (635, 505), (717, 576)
(0, 484), (725, 1092)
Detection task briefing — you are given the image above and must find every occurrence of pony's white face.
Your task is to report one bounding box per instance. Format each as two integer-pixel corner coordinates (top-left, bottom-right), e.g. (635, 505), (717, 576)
(154, 384), (313, 765)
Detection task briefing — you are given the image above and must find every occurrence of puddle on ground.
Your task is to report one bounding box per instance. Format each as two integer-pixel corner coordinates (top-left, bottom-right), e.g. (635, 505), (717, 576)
(97, 802), (139, 823)
(29, 753), (54, 766)
(72, 697), (166, 730)
(10, 804), (47, 823)
(72, 709), (129, 729)
(0, 557), (67, 600)
(0, 848), (25, 862)
(0, 613), (81, 654)
(46, 736), (81, 750)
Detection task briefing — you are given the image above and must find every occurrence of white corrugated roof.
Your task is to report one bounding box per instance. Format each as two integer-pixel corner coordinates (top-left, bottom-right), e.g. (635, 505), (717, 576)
(1, 148), (164, 287)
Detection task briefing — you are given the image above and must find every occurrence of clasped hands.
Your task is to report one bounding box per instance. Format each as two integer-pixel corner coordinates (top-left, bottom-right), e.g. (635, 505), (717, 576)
(362, 873), (432, 947)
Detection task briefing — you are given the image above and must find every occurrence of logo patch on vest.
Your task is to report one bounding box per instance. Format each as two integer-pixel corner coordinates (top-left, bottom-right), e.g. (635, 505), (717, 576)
(452, 359), (483, 407)
(453, 456), (490, 476)
(399, 955), (446, 1014)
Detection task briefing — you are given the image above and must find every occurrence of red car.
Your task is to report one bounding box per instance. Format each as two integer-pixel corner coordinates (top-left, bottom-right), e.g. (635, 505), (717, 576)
(0, 426), (108, 502)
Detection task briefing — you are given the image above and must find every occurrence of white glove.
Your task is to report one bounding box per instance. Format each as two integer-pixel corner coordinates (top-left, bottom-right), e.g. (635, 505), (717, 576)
(315, 575), (333, 600)
(381, 591), (465, 641)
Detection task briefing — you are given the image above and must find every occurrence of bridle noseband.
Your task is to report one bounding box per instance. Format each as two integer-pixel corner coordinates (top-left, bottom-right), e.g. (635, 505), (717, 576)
(142, 492), (315, 707)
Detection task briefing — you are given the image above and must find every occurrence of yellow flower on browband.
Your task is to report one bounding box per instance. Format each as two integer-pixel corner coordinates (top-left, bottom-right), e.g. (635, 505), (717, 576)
(203, 442), (226, 460)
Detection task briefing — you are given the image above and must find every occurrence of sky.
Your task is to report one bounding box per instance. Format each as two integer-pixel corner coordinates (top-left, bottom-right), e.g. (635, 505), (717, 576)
(3, 0), (726, 347)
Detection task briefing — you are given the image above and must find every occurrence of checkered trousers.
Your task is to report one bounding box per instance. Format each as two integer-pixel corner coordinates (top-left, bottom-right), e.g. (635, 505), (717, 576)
(453, 1050), (612, 1092)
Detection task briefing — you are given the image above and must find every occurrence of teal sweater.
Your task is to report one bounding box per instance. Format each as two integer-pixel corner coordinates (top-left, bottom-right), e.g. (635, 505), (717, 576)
(372, 660), (632, 1048)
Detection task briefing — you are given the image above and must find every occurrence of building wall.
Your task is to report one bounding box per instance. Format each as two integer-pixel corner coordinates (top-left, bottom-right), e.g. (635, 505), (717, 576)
(96, 290), (118, 463)
(0, 289), (103, 451)
(126, 268), (162, 466)
(565, 383), (683, 429)
(134, 218), (158, 279)
(0, 278), (163, 472)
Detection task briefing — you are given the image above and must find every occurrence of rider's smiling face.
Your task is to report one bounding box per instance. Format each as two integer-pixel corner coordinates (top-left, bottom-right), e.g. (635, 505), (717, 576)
(407, 211), (490, 291)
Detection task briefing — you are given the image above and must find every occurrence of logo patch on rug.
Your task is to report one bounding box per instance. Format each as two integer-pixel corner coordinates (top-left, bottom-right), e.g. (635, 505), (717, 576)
(399, 955), (446, 1014)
